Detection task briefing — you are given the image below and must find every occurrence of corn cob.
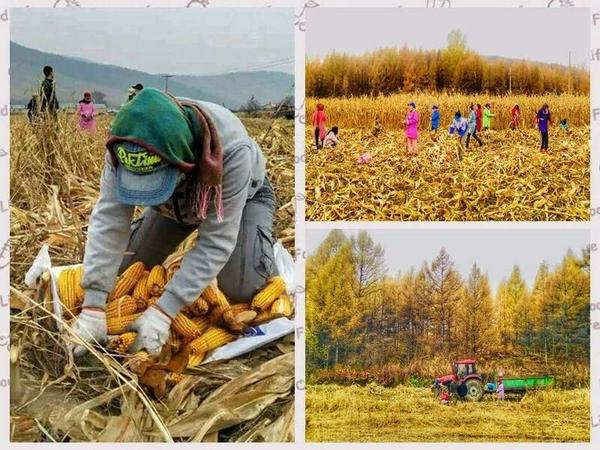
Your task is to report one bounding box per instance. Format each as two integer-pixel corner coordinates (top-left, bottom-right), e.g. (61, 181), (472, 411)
(230, 303), (252, 314)
(147, 265), (166, 297)
(58, 268), (81, 317)
(106, 295), (143, 319)
(73, 265), (85, 303)
(132, 271), (150, 301)
(190, 316), (211, 334)
(187, 352), (206, 368)
(107, 312), (141, 335)
(271, 294), (294, 317)
(108, 332), (137, 353)
(186, 327), (235, 355)
(171, 313), (203, 340)
(251, 276), (287, 311)
(110, 262), (145, 301)
(201, 284), (230, 309)
(187, 297), (210, 316)
(165, 331), (183, 353)
(251, 310), (280, 325)
(146, 296), (160, 308)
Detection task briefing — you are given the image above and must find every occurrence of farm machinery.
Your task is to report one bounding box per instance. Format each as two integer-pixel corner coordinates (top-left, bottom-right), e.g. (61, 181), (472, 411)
(432, 359), (555, 401)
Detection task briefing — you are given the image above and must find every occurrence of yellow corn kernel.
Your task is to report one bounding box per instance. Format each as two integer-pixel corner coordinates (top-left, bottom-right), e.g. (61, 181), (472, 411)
(107, 312), (141, 335)
(73, 265), (85, 303)
(186, 327), (235, 355)
(132, 271), (150, 301)
(108, 332), (137, 353)
(110, 262), (145, 301)
(251, 276), (287, 311)
(171, 313), (203, 339)
(271, 294), (294, 317)
(147, 265), (166, 297)
(106, 295), (142, 319)
(190, 316), (211, 335)
(187, 352), (206, 368)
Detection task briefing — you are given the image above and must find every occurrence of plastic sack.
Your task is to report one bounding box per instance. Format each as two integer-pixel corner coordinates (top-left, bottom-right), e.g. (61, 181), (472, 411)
(25, 244), (52, 288)
(203, 317), (294, 364)
(274, 240), (295, 294)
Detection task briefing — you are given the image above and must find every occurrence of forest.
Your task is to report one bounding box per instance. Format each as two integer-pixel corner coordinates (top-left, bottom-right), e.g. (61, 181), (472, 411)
(306, 30), (590, 97)
(306, 230), (590, 385)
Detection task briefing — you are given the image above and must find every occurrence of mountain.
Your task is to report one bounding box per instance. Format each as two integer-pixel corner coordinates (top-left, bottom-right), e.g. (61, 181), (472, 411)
(10, 41), (294, 110)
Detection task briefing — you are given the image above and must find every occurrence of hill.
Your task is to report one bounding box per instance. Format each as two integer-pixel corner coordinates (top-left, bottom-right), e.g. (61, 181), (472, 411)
(10, 41), (294, 109)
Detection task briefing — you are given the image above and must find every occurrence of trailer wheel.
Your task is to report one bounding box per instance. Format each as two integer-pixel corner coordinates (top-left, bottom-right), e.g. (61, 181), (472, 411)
(465, 380), (484, 401)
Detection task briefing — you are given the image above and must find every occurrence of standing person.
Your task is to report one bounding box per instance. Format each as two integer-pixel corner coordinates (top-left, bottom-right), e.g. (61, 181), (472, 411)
(482, 103), (494, 131)
(76, 91), (97, 132)
(497, 377), (505, 401)
(510, 104), (521, 130)
(404, 102), (420, 155)
(536, 103), (552, 153)
(68, 88), (279, 357)
(431, 105), (440, 133)
(323, 126), (339, 148)
(311, 103), (327, 149)
(466, 104), (483, 148)
(449, 111), (468, 160)
(39, 65), (59, 117)
(26, 93), (39, 124)
(475, 104), (483, 132)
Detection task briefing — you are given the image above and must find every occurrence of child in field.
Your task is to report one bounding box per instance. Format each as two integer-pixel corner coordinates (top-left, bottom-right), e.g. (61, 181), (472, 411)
(483, 103), (494, 131)
(496, 378), (505, 401)
(510, 104), (521, 130)
(323, 126), (339, 147)
(449, 111), (468, 160)
(536, 103), (553, 153)
(431, 105), (440, 133)
(559, 118), (568, 131)
(312, 103), (327, 150)
(439, 387), (451, 406)
(476, 104), (483, 132)
(466, 104), (483, 148)
(404, 102), (420, 155)
(372, 116), (383, 137)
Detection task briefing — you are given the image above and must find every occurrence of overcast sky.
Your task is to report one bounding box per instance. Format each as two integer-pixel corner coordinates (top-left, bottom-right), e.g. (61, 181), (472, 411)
(307, 228), (589, 293)
(11, 8), (294, 75)
(307, 8), (589, 69)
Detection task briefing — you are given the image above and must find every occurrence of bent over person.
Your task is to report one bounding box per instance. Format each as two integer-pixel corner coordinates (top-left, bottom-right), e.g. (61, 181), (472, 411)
(70, 88), (277, 356)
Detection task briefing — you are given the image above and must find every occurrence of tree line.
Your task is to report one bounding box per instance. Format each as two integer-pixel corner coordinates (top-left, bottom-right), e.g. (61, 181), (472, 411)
(306, 230), (590, 373)
(306, 30), (589, 98)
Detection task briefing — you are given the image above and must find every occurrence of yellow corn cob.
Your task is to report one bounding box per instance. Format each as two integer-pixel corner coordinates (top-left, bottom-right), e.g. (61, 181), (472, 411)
(58, 268), (80, 317)
(186, 327), (235, 355)
(147, 265), (166, 296)
(107, 312), (141, 335)
(171, 313), (203, 340)
(165, 331), (183, 353)
(187, 352), (206, 368)
(110, 262), (145, 301)
(146, 296), (160, 308)
(187, 297), (210, 316)
(73, 265), (85, 303)
(132, 271), (150, 301)
(190, 316), (211, 334)
(251, 276), (287, 311)
(230, 303), (252, 314)
(106, 295), (142, 319)
(108, 332), (137, 353)
(201, 284), (230, 309)
(271, 294), (294, 317)
(251, 310), (280, 325)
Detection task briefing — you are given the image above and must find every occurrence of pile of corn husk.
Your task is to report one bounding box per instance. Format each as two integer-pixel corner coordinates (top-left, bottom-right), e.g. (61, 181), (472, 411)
(305, 127), (589, 221)
(9, 113), (295, 442)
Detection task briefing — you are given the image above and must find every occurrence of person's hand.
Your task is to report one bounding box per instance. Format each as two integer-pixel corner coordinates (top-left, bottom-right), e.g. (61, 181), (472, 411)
(128, 306), (172, 356)
(69, 307), (107, 357)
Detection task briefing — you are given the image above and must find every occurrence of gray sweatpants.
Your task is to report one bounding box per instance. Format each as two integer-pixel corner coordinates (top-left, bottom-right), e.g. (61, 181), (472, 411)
(118, 178), (278, 302)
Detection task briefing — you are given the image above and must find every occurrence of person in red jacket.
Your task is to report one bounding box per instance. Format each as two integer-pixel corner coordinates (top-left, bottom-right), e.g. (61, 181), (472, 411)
(510, 104), (521, 130)
(476, 104), (483, 132)
(312, 103), (327, 149)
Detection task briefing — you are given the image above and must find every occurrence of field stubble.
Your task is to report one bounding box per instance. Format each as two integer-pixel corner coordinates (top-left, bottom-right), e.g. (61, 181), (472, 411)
(306, 384), (590, 442)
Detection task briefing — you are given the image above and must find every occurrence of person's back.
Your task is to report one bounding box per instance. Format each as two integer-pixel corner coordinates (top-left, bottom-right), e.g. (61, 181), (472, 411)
(40, 65), (59, 114)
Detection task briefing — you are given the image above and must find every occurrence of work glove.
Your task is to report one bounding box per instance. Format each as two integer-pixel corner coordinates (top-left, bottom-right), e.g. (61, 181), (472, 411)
(128, 306), (172, 356)
(69, 307), (108, 357)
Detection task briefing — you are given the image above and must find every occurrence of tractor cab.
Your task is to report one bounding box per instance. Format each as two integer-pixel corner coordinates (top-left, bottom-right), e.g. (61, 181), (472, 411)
(433, 358), (484, 401)
(453, 359), (478, 378)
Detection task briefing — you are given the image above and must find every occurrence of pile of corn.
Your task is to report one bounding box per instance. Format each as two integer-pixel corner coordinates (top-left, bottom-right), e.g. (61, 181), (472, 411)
(56, 261), (294, 369)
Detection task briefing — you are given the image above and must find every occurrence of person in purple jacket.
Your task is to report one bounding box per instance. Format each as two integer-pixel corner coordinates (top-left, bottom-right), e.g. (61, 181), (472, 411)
(536, 103), (553, 153)
(404, 102), (420, 155)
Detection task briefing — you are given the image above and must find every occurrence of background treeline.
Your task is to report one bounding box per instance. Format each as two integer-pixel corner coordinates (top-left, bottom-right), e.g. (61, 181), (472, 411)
(306, 230), (590, 387)
(306, 31), (590, 97)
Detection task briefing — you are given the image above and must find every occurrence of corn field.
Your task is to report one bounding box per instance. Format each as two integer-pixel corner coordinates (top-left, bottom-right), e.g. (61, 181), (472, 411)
(305, 94), (589, 221)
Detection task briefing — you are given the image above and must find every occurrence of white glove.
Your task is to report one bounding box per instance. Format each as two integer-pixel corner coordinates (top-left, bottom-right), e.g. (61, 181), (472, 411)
(128, 306), (172, 356)
(69, 307), (107, 357)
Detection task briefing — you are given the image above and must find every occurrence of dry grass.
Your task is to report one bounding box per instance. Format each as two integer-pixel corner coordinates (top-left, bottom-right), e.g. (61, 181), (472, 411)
(305, 126), (589, 221)
(306, 384), (590, 442)
(9, 112), (295, 442)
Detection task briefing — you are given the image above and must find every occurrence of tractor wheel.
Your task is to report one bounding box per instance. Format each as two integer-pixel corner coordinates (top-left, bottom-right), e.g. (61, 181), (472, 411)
(465, 380), (484, 401)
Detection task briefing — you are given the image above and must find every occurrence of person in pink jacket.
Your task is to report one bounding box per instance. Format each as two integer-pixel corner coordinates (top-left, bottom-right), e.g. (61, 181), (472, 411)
(76, 91), (97, 132)
(312, 103), (327, 149)
(404, 102), (420, 155)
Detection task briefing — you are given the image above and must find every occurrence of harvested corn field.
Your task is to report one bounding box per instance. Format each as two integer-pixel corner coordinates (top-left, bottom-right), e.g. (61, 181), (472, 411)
(9, 113), (295, 442)
(305, 95), (589, 221)
(306, 384), (590, 443)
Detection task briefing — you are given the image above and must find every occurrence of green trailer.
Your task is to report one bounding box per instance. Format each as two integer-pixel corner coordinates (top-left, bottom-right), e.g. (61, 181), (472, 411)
(485, 375), (555, 394)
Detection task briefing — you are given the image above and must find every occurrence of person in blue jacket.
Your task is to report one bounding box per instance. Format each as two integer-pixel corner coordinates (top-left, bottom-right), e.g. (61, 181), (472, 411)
(430, 105), (440, 133)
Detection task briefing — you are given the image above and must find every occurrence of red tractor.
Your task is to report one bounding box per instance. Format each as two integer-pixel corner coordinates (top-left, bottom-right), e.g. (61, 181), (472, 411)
(432, 359), (484, 401)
